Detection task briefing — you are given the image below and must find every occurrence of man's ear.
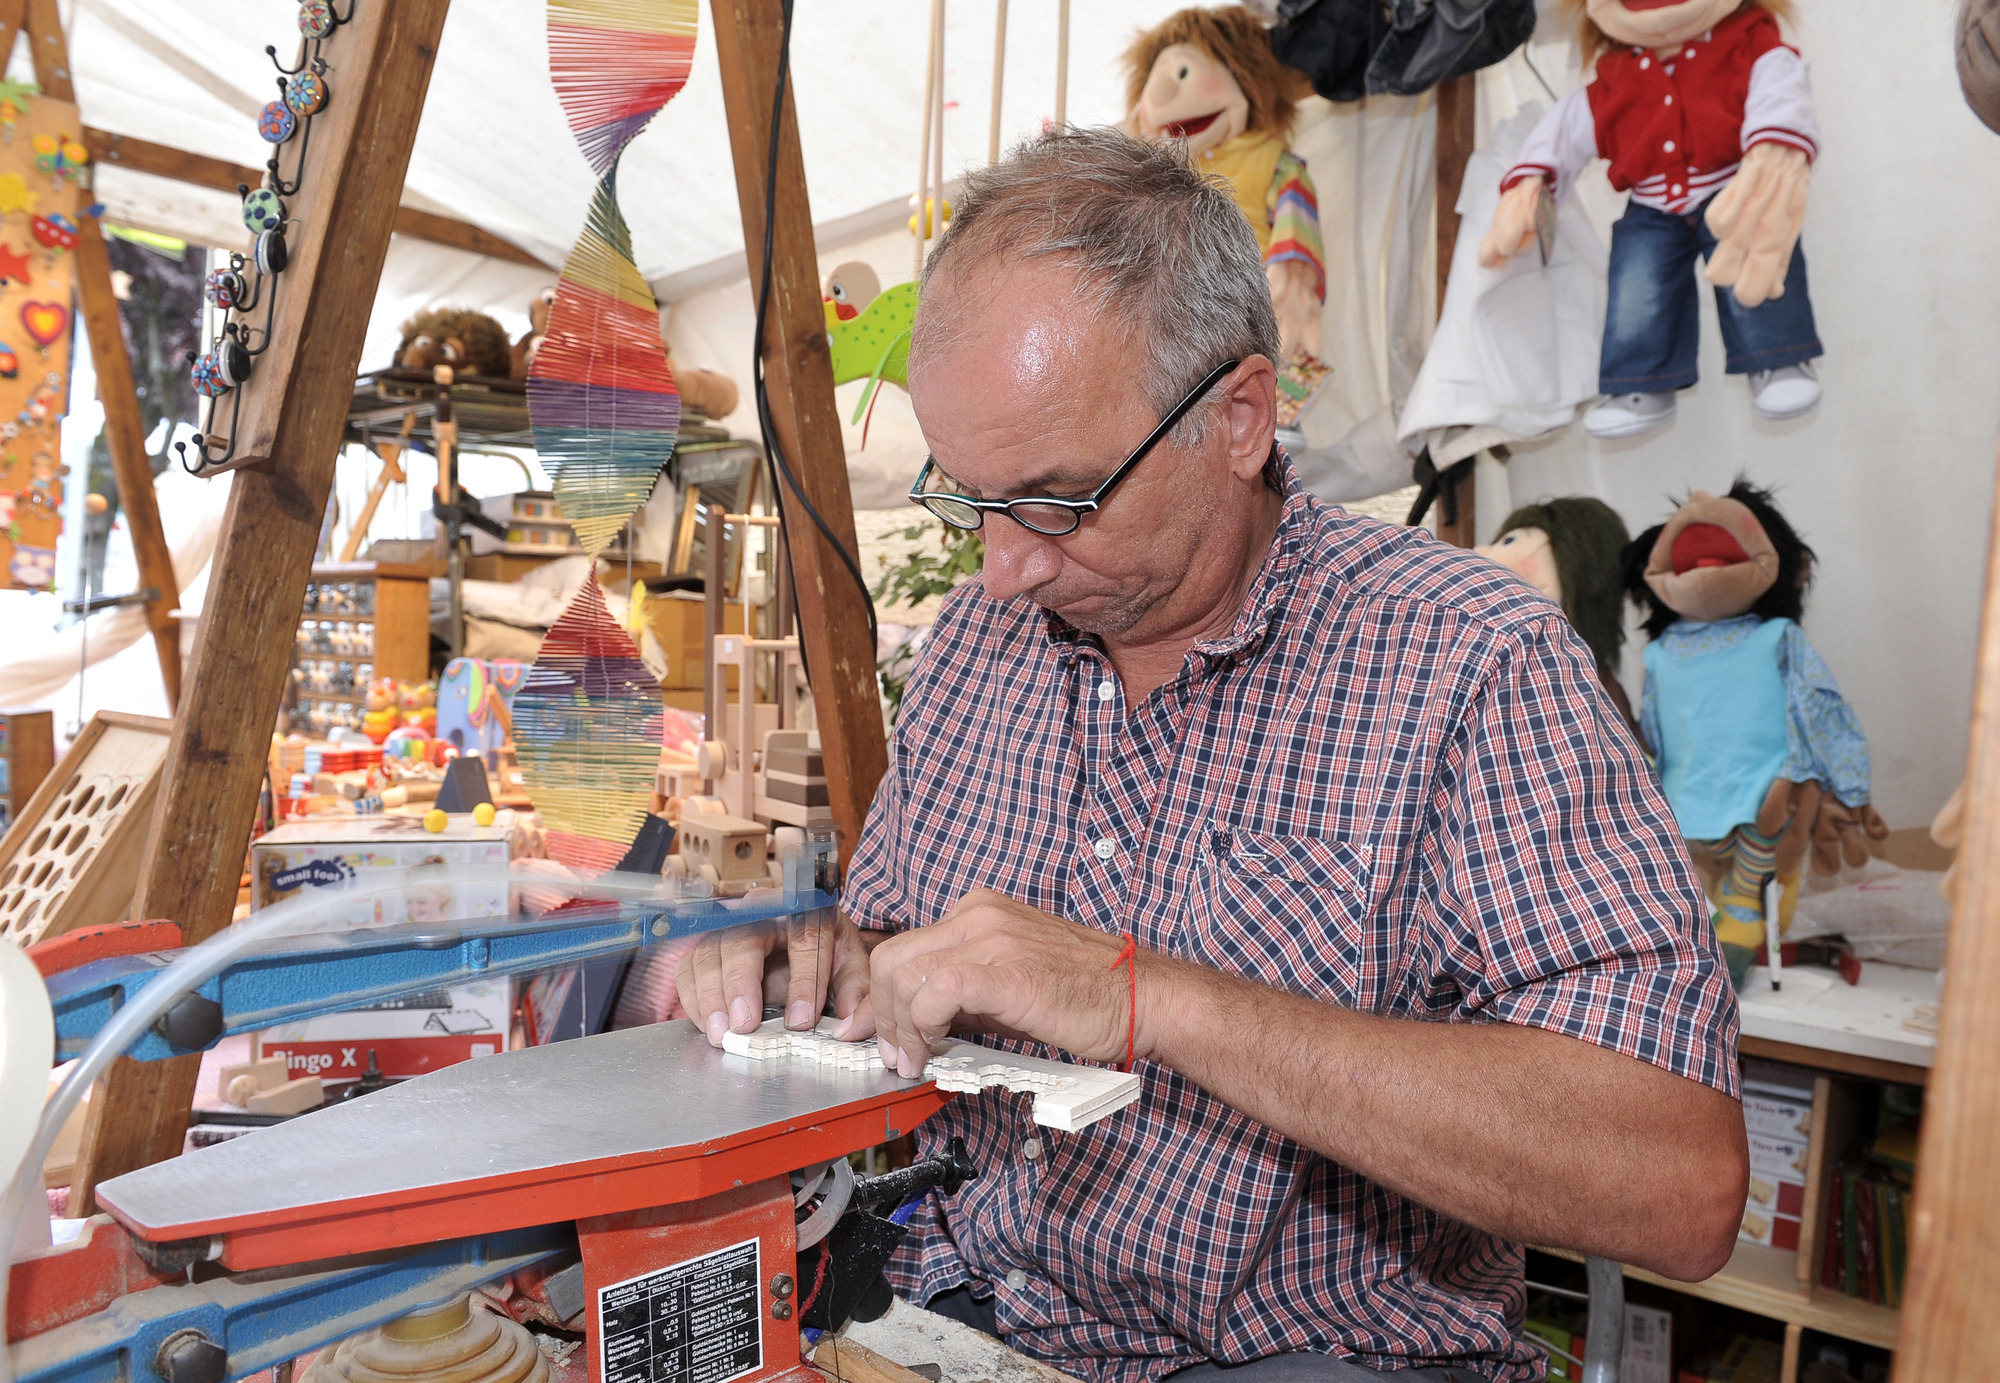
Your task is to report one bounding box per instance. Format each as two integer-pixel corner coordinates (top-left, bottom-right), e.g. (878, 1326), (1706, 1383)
(1223, 354), (1279, 480)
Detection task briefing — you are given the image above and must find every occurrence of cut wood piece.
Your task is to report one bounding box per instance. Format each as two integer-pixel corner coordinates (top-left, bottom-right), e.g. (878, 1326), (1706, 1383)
(245, 1075), (323, 1115)
(70, 0), (453, 1215)
(0, 712), (173, 949)
(807, 1337), (933, 1383)
(723, 1017), (1142, 1131)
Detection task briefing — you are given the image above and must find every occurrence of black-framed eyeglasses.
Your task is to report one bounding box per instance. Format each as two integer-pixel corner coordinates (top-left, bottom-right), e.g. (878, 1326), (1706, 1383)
(909, 358), (1242, 536)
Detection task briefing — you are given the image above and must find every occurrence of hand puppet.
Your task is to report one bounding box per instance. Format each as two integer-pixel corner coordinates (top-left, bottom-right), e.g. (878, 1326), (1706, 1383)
(1478, 0), (1823, 438)
(1122, 6), (1330, 427)
(1476, 496), (1636, 730)
(1626, 480), (1878, 986)
(512, 286), (557, 378)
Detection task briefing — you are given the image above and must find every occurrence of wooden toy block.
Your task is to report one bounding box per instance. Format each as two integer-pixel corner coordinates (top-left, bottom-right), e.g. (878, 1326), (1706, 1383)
(675, 811), (769, 884)
(722, 1017), (1141, 1132)
(220, 1055), (290, 1106)
(246, 1075), (325, 1115)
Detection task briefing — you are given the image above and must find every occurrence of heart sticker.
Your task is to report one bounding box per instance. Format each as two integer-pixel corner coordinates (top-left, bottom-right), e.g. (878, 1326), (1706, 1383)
(20, 301), (66, 347)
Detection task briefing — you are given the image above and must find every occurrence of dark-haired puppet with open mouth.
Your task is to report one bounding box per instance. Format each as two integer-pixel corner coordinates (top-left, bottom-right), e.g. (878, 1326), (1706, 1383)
(1628, 482), (1882, 987)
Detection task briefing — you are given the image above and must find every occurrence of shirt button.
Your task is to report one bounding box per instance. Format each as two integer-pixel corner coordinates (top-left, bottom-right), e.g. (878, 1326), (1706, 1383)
(1639, 56), (1649, 69)
(1093, 838), (1116, 861)
(1686, 47), (1697, 58)
(1023, 1137), (1044, 1161)
(1671, 185), (1683, 195)
(1096, 680), (1115, 701)
(1663, 94), (1673, 106)
(1663, 140), (1675, 152)
(1005, 1268), (1029, 1290)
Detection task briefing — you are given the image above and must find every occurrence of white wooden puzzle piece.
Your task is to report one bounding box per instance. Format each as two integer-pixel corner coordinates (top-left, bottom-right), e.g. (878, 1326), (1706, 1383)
(722, 1017), (1140, 1131)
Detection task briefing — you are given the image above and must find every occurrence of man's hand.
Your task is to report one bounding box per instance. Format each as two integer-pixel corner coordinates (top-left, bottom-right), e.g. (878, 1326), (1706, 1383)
(869, 890), (1139, 1078)
(674, 909), (876, 1046)
(1478, 177), (1545, 268)
(1703, 142), (1810, 307)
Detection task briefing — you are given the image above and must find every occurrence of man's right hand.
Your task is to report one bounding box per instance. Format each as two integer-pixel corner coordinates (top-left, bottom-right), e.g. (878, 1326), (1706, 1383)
(674, 909), (877, 1046)
(1478, 177), (1545, 268)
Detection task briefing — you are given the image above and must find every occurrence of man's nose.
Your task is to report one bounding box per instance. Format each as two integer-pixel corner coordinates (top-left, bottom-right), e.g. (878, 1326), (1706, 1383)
(979, 518), (1062, 602)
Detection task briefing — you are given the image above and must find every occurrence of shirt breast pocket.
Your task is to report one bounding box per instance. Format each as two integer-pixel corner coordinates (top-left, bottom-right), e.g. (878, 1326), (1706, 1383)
(1180, 828), (1378, 1006)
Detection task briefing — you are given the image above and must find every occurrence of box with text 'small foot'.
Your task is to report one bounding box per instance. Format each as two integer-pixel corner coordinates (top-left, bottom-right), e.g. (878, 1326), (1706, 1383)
(257, 979), (513, 1081)
(249, 816), (519, 1079)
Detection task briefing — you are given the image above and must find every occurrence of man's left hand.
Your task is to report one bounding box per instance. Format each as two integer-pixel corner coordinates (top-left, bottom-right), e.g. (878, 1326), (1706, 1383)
(870, 890), (1146, 1078)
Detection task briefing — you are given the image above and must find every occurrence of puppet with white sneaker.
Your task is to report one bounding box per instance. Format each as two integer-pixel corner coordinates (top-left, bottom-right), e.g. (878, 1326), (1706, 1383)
(1479, 0), (1822, 438)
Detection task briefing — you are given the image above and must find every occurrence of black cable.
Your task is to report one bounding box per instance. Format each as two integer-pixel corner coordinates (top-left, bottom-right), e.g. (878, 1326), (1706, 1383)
(753, 0), (879, 665)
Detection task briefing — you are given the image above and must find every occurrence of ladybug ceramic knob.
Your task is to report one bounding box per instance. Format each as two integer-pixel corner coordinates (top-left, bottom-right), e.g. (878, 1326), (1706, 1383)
(242, 187), (285, 235)
(257, 100), (296, 144)
(287, 71), (329, 117)
(299, 0), (335, 38)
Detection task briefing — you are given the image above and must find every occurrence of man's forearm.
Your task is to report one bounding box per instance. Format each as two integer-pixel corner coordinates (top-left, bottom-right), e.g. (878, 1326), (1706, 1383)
(1137, 953), (1747, 1280)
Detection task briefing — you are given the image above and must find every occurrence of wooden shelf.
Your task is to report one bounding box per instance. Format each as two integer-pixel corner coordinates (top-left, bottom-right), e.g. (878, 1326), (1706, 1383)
(1537, 1239), (1900, 1350)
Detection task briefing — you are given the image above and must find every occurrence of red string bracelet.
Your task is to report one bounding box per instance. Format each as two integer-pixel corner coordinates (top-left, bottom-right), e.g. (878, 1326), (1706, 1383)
(1108, 933), (1137, 1073)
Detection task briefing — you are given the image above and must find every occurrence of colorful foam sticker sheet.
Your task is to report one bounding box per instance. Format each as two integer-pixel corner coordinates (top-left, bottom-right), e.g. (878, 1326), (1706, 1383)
(0, 83), (85, 591)
(511, 580), (664, 872)
(518, 0), (698, 869)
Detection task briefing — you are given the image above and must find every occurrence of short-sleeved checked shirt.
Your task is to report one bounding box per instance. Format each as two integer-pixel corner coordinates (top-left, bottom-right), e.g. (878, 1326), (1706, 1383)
(842, 452), (1738, 1383)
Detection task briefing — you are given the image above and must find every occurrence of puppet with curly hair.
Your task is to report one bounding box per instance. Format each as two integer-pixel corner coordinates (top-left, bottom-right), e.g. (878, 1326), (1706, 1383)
(1479, 0), (1824, 440)
(1122, 6), (1327, 404)
(1627, 481), (1882, 987)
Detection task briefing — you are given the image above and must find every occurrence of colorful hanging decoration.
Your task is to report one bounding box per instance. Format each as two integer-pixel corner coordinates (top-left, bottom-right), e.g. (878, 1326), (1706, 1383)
(517, 0), (696, 867)
(529, 0), (695, 556)
(511, 582), (664, 871)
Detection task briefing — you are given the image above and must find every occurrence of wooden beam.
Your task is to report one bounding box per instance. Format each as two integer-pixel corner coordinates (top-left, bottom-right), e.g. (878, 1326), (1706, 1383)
(69, 0), (454, 1211)
(1432, 74), (1477, 549)
(711, 0), (888, 859)
(74, 213), (183, 709)
(24, 0), (72, 101)
(1897, 436), (2000, 1378)
(81, 127), (550, 269)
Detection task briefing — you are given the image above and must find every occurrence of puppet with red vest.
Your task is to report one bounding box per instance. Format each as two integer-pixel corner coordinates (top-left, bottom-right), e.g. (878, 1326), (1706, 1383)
(1479, 0), (1822, 439)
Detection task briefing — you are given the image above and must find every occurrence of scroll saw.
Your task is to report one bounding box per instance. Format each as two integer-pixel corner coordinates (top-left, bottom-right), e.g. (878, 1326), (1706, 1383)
(8, 871), (1139, 1383)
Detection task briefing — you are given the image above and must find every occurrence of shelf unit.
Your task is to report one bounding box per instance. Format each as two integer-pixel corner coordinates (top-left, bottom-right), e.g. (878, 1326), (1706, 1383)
(1540, 969), (1932, 1381)
(288, 562), (431, 734)
(0, 709), (54, 837)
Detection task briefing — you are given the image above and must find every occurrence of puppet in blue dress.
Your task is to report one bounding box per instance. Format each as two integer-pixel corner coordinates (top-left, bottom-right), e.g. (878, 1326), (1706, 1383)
(1627, 481), (1885, 987)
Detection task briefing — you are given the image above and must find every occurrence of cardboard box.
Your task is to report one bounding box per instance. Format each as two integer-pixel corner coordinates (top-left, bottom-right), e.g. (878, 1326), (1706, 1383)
(1742, 1092), (1813, 1141)
(643, 592), (743, 690)
(251, 815), (518, 1079)
(1622, 1304), (1672, 1383)
(260, 980), (512, 1081)
(251, 814), (513, 929)
(1747, 1133), (1810, 1180)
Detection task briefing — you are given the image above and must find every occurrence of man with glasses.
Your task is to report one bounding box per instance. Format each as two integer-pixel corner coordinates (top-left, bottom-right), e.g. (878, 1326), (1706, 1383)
(677, 128), (1745, 1383)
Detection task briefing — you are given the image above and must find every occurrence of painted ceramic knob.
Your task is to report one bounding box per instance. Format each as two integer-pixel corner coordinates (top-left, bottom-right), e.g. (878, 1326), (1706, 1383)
(257, 100), (296, 144)
(203, 268), (248, 309)
(286, 71), (329, 117)
(191, 348), (229, 398)
(299, 0), (335, 38)
(242, 187), (286, 234)
(256, 227), (289, 275)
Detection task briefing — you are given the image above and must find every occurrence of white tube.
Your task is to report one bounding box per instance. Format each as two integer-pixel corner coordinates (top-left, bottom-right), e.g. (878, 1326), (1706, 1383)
(1, 863), (726, 1383)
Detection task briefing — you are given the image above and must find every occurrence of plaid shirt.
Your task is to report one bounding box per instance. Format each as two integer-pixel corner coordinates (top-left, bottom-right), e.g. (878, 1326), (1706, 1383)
(843, 452), (1738, 1383)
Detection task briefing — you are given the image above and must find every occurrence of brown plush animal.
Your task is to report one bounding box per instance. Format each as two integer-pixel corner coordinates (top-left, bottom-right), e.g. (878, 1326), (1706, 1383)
(512, 285), (557, 379)
(396, 307), (513, 378)
(665, 346), (739, 420)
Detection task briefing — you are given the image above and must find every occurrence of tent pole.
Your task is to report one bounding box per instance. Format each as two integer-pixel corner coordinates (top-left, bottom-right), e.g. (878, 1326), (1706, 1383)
(1430, 74), (1477, 548)
(988, 0), (1007, 164)
(711, 0), (889, 862)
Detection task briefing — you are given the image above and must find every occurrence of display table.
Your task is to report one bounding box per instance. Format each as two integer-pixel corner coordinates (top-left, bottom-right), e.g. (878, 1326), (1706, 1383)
(1738, 961), (1937, 1084)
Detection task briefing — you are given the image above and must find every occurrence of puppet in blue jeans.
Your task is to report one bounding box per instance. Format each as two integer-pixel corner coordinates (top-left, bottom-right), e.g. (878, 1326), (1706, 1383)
(1598, 196), (1822, 424)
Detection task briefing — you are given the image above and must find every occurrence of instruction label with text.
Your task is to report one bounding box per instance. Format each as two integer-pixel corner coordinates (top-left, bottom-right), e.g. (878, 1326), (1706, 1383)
(599, 1238), (763, 1383)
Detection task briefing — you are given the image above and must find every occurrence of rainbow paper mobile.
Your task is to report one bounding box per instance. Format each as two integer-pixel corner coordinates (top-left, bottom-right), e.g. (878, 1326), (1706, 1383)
(519, 0), (694, 869)
(512, 581), (664, 872)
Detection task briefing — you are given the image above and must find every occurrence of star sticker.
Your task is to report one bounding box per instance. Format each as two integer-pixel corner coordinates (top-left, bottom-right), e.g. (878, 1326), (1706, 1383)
(0, 244), (30, 287)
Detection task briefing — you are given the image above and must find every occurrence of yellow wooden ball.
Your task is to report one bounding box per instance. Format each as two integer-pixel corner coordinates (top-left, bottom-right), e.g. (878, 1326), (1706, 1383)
(472, 802), (496, 827)
(83, 492), (108, 515)
(423, 808), (448, 833)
